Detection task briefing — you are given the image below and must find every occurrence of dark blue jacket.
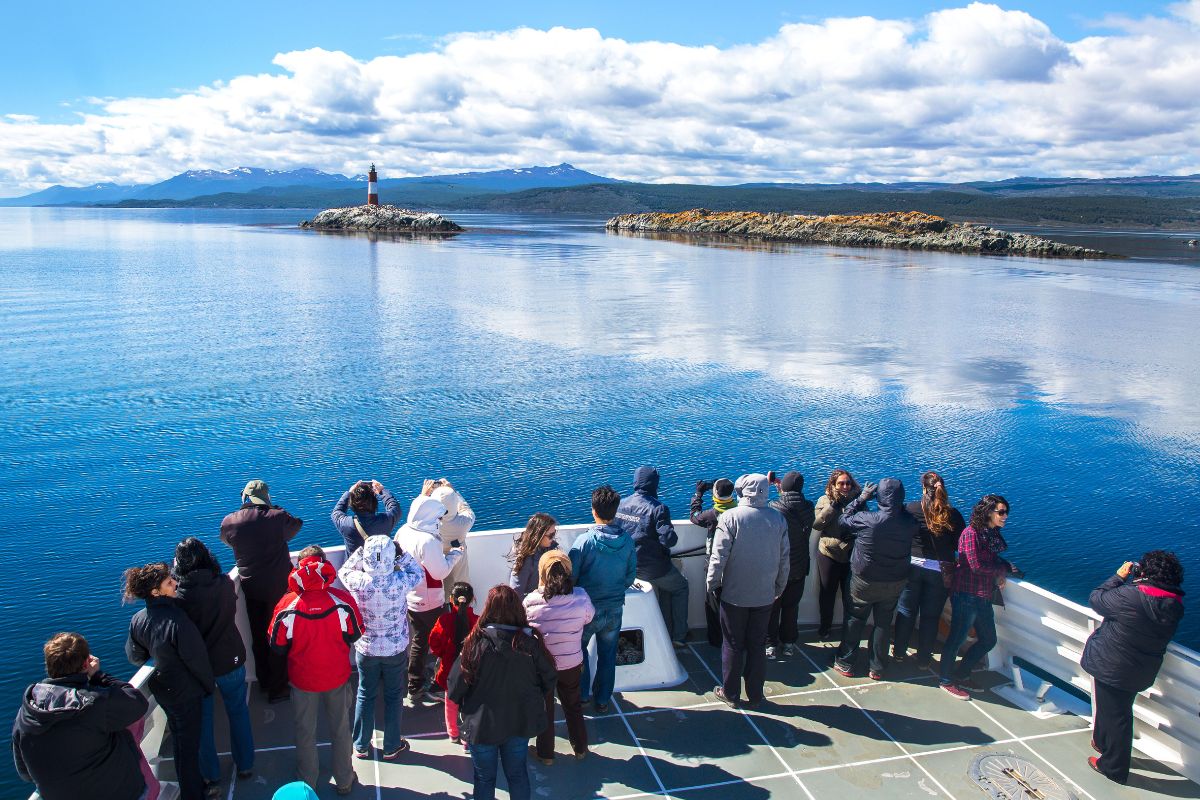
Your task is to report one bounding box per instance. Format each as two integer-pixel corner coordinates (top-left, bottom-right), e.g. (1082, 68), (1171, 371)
(332, 488), (403, 553)
(614, 467), (678, 580)
(1082, 575), (1184, 692)
(842, 478), (917, 584)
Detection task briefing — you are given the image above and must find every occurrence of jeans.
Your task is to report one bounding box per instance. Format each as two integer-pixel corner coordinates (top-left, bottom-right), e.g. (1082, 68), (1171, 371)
(470, 735), (531, 800)
(580, 605), (623, 706)
(292, 680), (354, 791)
(719, 601), (772, 703)
(408, 606), (445, 695)
(161, 696), (204, 800)
(815, 553), (851, 636)
(1093, 679), (1137, 783)
(647, 565), (690, 643)
(354, 650), (408, 753)
(835, 575), (906, 675)
(200, 665), (254, 781)
(536, 663), (587, 758)
(892, 566), (949, 660)
(939, 592), (998, 684)
(768, 578), (806, 646)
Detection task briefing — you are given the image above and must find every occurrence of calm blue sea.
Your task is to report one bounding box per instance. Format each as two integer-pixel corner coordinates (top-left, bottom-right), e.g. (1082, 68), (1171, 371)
(1, 207), (1198, 795)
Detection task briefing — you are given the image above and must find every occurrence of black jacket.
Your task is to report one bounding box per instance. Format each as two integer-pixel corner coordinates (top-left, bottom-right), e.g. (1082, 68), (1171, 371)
(1081, 575), (1184, 693)
(220, 503), (303, 601)
(126, 596), (215, 706)
(842, 478), (917, 584)
(771, 490), (815, 581)
(447, 624), (558, 746)
(176, 567), (247, 678)
(12, 670), (148, 800)
(614, 468), (678, 580)
(904, 501), (965, 563)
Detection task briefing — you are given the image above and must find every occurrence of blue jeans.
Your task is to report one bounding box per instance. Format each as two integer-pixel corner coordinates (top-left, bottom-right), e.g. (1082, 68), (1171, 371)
(200, 665), (254, 781)
(580, 605), (622, 706)
(893, 566), (949, 661)
(353, 650), (408, 753)
(470, 735), (530, 800)
(939, 592), (998, 684)
(647, 565), (689, 643)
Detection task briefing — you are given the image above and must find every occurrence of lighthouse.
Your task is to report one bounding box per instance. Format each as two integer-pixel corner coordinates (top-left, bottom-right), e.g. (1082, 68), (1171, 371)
(367, 164), (379, 206)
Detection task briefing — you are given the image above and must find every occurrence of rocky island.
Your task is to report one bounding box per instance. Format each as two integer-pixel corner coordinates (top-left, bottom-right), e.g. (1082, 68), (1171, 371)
(300, 204), (463, 233)
(606, 209), (1114, 258)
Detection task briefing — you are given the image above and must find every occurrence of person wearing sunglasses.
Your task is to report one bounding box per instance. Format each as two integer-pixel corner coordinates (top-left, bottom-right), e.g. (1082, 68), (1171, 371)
(509, 513), (560, 599)
(938, 494), (1021, 699)
(812, 469), (861, 640)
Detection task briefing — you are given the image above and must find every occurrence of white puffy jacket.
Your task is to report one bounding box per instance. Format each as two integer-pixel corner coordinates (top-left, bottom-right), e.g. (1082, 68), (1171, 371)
(394, 496), (464, 613)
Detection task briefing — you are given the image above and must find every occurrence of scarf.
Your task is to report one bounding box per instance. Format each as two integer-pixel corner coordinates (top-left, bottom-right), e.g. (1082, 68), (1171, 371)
(713, 492), (737, 514)
(979, 525), (1008, 556)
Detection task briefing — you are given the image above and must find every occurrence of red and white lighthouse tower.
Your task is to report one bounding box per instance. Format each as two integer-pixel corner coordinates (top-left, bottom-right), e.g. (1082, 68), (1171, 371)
(367, 164), (379, 206)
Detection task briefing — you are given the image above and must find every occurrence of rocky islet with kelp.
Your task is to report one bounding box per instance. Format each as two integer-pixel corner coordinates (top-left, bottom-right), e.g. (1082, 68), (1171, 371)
(300, 204), (463, 232)
(606, 209), (1115, 258)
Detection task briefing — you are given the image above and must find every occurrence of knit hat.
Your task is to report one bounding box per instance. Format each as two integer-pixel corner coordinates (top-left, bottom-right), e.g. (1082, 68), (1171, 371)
(713, 478), (735, 500)
(780, 471), (804, 493)
(242, 479), (270, 506)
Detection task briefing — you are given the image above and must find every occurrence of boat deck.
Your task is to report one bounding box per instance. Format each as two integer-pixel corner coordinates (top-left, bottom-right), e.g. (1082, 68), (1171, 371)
(173, 630), (1200, 800)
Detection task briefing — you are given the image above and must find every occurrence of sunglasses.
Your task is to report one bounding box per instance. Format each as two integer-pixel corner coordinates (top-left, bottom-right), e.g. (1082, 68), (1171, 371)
(995, 508), (1010, 517)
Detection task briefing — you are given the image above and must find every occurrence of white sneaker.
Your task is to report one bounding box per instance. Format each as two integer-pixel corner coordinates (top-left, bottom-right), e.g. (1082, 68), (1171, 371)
(782, 644), (798, 657)
(765, 645), (778, 660)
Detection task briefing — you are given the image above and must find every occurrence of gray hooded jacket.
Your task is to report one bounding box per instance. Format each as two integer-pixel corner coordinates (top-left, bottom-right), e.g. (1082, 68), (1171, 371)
(706, 473), (790, 607)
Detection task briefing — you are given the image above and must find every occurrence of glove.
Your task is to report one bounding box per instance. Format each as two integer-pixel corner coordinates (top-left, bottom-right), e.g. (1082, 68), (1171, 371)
(696, 480), (713, 494)
(859, 482), (878, 501)
(1009, 564), (1024, 579)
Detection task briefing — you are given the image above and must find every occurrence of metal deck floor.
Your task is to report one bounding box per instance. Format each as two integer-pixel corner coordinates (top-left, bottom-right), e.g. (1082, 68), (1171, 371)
(172, 631), (1200, 799)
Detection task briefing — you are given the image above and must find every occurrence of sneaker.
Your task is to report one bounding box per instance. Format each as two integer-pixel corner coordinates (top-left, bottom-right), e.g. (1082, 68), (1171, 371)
(714, 686), (739, 708)
(382, 740), (410, 760)
(868, 670), (884, 681)
(1087, 756), (1102, 775)
(354, 747), (371, 760)
(236, 770), (254, 781)
(336, 776), (357, 796)
(833, 662), (854, 678)
(416, 689), (443, 704)
(819, 630), (833, 642)
(940, 682), (971, 700)
(672, 640), (687, 650)
(957, 677), (985, 693)
(782, 643), (798, 657)
(891, 651), (907, 664)
(765, 645), (778, 660)
(595, 702), (610, 714)
(574, 749), (588, 760)
(204, 781), (222, 799)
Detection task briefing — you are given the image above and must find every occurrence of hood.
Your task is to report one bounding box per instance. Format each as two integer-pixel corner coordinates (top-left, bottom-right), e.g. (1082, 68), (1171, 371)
(480, 623), (535, 652)
(430, 486), (462, 521)
(633, 466), (659, 497)
(288, 555), (336, 593)
(17, 675), (95, 734)
(177, 566), (218, 591)
(876, 478), (905, 512)
(591, 523), (631, 552)
(362, 535), (397, 577)
(1138, 583), (1187, 626)
(405, 495), (447, 535)
(735, 473), (769, 508)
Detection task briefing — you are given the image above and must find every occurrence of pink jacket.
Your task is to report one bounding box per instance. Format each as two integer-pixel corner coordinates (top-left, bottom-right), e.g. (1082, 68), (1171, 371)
(523, 588), (595, 670)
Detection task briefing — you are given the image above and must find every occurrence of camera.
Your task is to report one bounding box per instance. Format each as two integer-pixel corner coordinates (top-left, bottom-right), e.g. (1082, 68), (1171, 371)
(1129, 562), (1142, 579)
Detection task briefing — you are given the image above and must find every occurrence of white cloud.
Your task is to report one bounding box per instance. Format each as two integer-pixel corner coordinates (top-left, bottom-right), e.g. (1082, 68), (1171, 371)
(1, 2), (1199, 194)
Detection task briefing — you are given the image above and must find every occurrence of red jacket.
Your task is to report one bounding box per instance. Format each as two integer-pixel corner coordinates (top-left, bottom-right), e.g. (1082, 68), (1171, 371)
(269, 556), (364, 692)
(428, 607), (479, 690)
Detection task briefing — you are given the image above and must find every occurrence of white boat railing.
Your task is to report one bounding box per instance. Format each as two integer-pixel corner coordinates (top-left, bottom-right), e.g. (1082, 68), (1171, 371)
(46, 519), (1198, 799)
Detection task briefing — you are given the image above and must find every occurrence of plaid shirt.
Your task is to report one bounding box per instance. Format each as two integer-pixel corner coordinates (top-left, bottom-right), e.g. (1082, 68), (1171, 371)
(952, 525), (1009, 598)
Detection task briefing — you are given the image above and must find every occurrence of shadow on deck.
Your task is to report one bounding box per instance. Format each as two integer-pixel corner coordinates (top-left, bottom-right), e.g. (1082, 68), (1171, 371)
(163, 629), (1200, 799)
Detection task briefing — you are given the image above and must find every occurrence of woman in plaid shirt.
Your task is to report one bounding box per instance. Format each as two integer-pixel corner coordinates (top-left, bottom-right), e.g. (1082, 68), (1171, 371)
(938, 494), (1021, 699)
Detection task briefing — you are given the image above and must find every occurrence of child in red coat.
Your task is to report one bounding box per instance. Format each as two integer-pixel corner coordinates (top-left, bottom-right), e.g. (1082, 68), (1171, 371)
(428, 582), (478, 745)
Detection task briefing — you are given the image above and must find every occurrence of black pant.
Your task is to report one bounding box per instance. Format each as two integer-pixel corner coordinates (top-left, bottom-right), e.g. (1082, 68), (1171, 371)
(408, 605), (445, 694)
(1093, 679), (1137, 783)
(705, 599), (723, 646)
(816, 553), (851, 636)
(245, 593), (289, 695)
(719, 601), (772, 703)
(768, 578), (806, 645)
(162, 696), (204, 800)
(836, 575), (906, 675)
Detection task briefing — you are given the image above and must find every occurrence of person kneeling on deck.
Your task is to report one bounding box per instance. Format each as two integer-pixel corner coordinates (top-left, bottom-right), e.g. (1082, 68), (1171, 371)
(269, 546), (364, 796)
(833, 478), (916, 681)
(615, 467), (690, 648)
(707, 473), (789, 708)
(338, 535), (424, 761)
(13, 632), (150, 800)
(569, 484), (637, 714)
(1082, 551), (1184, 785)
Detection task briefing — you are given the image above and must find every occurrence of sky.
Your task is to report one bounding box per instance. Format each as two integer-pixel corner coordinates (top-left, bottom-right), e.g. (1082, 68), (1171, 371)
(1, 0), (1198, 196)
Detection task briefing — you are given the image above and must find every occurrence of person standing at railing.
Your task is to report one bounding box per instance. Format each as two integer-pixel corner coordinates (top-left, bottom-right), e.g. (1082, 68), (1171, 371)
(938, 495), (1021, 700)
(173, 537), (255, 794)
(767, 471), (815, 660)
(13, 632), (150, 800)
(124, 562), (216, 800)
(692, 477), (736, 646)
(331, 479), (403, 554)
(220, 479), (302, 704)
(431, 481), (476, 601)
(892, 472), (966, 669)
(509, 513), (559, 598)
(1082, 551), (1185, 785)
(812, 470), (861, 641)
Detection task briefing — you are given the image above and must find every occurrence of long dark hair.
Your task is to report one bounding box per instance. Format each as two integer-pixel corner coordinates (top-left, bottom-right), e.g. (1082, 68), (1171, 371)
(921, 471), (953, 536)
(969, 494), (1009, 534)
(457, 585), (549, 685)
(174, 537), (222, 576)
(449, 581), (475, 653)
(509, 513), (556, 576)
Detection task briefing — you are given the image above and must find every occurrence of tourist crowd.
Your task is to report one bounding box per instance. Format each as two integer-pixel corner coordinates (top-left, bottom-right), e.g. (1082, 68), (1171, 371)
(11, 469), (1184, 800)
